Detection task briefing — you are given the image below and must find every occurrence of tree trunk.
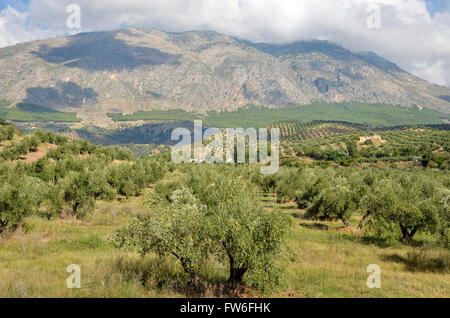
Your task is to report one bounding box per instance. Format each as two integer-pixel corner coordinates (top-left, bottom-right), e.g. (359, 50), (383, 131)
(400, 224), (418, 245)
(179, 257), (206, 295)
(340, 217), (350, 227)
(72, 201), (79, 216)
(222, 241), (247, 287)
(358, 211), (371, 230)
(227, 267), (247, 287)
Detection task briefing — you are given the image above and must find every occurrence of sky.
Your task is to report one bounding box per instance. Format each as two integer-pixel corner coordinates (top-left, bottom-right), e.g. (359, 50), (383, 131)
(0, 0), (449, 87)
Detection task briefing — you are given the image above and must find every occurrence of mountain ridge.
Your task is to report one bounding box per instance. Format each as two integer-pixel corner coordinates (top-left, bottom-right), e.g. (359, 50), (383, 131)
(0, 27), (449, 127)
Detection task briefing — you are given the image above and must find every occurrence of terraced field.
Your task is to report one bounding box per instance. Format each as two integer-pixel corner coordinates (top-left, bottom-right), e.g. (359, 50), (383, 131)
(268, 120), (366, 141)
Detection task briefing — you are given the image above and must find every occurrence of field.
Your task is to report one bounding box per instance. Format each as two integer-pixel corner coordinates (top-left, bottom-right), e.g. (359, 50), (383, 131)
(0, 101), (80, 122)
(0, 190), (448, 298)
(0, 119), (449, 298)
(108, 103), (450, 128)
(273, 120), (449, 169)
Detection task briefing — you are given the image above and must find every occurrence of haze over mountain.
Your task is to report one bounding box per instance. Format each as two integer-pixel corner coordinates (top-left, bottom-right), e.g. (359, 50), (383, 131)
(0, 27), (449, 126)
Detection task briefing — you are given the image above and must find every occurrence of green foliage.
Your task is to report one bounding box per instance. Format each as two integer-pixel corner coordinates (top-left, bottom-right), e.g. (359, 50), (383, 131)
(106, 160), (165, 198)
(108, 109), (199, 122)
(359, 173), (443, 244)
(0, 175), (47, 231)
(57, 171), (97, 216)
(306, 176), (356, 226)
(112, 187), (212, 281)
(114, 167), (292, 293)
(0, 103), (80, 122)
(108, 103), (450, 128)
(0, 126), (166, 226)
(288, 126), (449, 168)
(435, 188), (450, 247)
(0, 124), (16, 142)
(260, 164), (449, 246)
(194, 171), (291, 291)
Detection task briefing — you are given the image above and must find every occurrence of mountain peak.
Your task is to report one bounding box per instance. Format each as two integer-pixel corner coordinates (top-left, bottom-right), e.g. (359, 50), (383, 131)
(0, 27), (449, 126)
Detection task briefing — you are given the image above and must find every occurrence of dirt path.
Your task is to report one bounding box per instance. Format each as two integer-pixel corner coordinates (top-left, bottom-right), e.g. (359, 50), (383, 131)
(20, 144), (58, 163)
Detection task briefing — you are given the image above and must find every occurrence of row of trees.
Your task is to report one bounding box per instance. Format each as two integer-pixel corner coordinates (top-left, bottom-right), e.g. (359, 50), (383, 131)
(254, 167), (449, 246)
(0, 127), (166, 233)
(289, 129), (449, 169)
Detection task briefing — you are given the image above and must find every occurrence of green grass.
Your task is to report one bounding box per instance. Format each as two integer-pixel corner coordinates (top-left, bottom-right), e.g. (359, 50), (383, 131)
(107, 109), (199, 122)
(0, 101), (80, 122)
(0, 190), (448, 298)
(108, 103), (450, 128)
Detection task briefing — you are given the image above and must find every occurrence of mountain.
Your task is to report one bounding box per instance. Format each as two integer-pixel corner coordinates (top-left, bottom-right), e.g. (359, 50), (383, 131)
(0, 27), (449, 127)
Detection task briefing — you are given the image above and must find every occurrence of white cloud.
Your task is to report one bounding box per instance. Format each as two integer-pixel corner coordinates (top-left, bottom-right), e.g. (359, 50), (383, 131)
(0, 0), (449, 86)
(0, 5), (60, 47)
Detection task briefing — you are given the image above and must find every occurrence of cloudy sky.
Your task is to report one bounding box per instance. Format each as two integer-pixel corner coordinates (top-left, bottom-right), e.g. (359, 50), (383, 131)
(0, 0), (449, 87)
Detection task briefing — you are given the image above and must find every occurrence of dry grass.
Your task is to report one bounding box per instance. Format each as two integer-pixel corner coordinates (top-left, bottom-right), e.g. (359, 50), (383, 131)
(0, 193), (449, 298)
(20, 143), (57, 163)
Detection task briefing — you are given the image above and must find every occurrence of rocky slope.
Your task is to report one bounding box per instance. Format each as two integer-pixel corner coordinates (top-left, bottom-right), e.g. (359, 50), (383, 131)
(0, 27), (449, 127)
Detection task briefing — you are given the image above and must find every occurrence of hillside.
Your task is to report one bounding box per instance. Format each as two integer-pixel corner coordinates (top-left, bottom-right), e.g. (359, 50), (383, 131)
(0, 28), (449, 127)
(0, 121), (449, 298)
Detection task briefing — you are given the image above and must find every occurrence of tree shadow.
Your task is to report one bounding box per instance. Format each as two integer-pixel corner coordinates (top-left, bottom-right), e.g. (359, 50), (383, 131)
(381, 251), (449, 273)
(299, 222), (329, 231)
(277, 205), (296, 210)
(357, 235), (395, 248)
(23, 81), (98, 109)
(32, 30), (182, 71)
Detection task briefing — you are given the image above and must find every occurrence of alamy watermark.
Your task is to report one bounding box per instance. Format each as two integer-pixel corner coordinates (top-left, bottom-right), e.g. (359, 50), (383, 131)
(171, 121), (280, 175)
(66, 264), (81, 289)
(366, 264), (381, 288)
(66, 4), (81, 33)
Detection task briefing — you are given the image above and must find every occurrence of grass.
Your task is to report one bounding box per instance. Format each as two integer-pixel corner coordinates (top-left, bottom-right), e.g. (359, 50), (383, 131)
(108, 103), (450, 128)
(0, 191), (448, 298)
(0, 101), (80, 122)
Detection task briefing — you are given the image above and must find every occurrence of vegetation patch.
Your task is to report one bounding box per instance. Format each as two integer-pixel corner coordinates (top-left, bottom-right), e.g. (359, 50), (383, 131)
(0, 119), (449, 297)
(108, 103), (450, 128)
(0, 102), (80, 122)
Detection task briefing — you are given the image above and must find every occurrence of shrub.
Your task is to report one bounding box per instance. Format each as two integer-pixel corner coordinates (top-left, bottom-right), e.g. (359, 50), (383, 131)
(0, 175), (47, 232)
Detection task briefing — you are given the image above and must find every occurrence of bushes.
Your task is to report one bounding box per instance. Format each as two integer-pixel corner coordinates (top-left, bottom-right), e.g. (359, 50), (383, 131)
(0, 175), (47, 232)
(0, 124), (16, 143)
(0, 129), (46, 160)
(192, 172), (291, 291)
(106, 159), (165, 198)
(290, 127), (449, 168)
(0, 128), (166, 228)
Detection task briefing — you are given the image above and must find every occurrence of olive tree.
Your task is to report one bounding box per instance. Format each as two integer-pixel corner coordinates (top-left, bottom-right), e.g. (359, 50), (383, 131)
(187, 168), (292, 291)
(0, 175), (47, 232)
(56, 171), (96, 216)
(366, 176), (441, 245)
(113, 167), (292, 293)
(112, 187), (212, 293)
(305, 175), (356, 227)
